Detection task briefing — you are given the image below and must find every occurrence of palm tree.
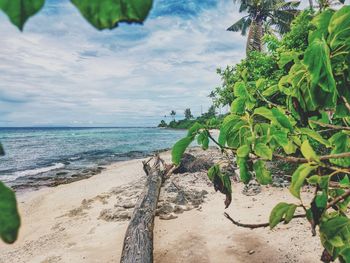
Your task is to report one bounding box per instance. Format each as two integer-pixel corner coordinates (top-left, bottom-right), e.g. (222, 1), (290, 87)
(170, 110), (176, 121)
(227, 0), (300, 55)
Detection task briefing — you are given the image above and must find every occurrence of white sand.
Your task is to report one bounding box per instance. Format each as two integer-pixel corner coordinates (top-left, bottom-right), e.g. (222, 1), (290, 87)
(0, 151), (321, 263)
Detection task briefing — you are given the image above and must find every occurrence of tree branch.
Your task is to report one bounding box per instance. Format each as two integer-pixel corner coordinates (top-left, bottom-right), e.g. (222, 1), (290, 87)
(341, 96), (350, 112)
(309, 120), (350, 131)
(206, 131), (350, 164)
(224, 212), (306, 229)
(327, 189), (350, 209)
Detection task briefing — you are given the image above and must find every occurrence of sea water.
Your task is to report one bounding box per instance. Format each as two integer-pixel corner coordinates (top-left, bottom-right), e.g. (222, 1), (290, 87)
(0, 127), (186, 189)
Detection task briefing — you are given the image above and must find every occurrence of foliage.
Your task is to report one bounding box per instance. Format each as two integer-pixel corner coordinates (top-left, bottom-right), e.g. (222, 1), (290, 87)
(0, 0), (153, 31)
(158, 107), (224, 130)
(227, 0), (299, 54)
(172, 5), (350, 262)
(0, 181), (20, 244)
(212, 9), (314, 109)
(184, 108), (193, 120)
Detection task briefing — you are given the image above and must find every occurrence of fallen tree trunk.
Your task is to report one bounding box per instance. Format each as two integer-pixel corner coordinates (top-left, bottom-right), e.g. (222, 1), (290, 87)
(120, 155), (172, 263)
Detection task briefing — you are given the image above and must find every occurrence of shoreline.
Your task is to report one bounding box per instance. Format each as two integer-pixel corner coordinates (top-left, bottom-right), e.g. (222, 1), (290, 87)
(0, 148), (321, 263)
(8, 147), (173, 194)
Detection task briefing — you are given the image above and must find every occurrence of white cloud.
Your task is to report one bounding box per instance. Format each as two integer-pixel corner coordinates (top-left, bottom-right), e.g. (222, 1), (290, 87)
(0, 0), (324, 126)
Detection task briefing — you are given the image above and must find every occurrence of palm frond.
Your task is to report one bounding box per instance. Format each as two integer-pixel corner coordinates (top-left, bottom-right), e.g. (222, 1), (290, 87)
(227, 16), (251, 35)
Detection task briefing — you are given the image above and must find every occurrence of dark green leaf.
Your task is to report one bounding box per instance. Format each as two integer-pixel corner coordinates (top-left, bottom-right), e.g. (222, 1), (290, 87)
(237, 157), (251, 184)
(0, 182), (20, 244)
(308, 9), (334, 43)
(272, 130), (289, 147)
(328, 6), (350, 51)
(0, 0), (45, 30)
(171, 136), (194, 165)
(207, 165), (220, 182)
(71, 0), (153, 30)
(253, 160), (272, 185)
(218, 114), (240, 146)
(271, 108), (293, 131)
(315, 192), (328, 209)
(329, 132), (350, 168)
(304, 37), (337, 108)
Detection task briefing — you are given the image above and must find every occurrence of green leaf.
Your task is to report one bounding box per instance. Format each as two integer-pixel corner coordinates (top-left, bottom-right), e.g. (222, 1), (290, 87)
(71, 0), (153, 30)
(233, 82), (248, 97)
(284, 204), (297, 224)
(171, 136), (194, 165)
(272, 130), (288, 147)
(340, 247), (350, 262)
(271, 108), (293, 131)
(197, 131), (209, 150)
(299, 128), (331, 147)
(283, 140), (297, 155)
(237, 145), (250, 158)
(329, 132), (350, 168)
(207, 165), (220, 182)
(320, 216), (350, 260)
(269, 203), (296, 229)
(300, 139), (319, 162)
(222, 174), (232, 194)
(262, 84), (278, 97)
(315, 192), (328, 209)
(0, 0), (45, 30)
(254, 143), (272, 160)
(308, 9), (334, 43)
(230, 97), (245, 114)
(237, 157), (251, 184)
(188, 122), (203, 137)
(0, 182), (20, 244)
(253, 160), (272, 185)
(307, 175), (320, 185)
(304, 37), (336, 108)
(290, 163), (317, 199)
(328, 6), (350, 51)
(218, 114), (240, 146)
(256, 78), (265, 90)
(253, 107), (274, 121)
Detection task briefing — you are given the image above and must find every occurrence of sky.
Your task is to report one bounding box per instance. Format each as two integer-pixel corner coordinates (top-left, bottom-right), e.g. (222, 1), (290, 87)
(0, 0), (336, 127)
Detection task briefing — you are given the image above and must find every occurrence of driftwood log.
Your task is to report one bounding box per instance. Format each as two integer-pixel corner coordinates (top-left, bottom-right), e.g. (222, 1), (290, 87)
(120, 155), (173, 263)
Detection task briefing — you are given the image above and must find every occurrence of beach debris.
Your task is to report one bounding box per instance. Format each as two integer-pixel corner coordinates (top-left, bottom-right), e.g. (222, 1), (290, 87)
(242, 180), (262, 196)
(159, 214), (178, 220)
(173, 153), (214, 174)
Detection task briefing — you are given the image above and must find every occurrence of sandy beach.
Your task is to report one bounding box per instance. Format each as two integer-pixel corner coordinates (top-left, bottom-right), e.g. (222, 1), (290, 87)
(0, 149), (322, 263)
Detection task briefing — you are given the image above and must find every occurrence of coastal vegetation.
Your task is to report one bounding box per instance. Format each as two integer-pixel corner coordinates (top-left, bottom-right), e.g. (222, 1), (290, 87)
(158, 106), (224, 129)
(172, 2), (350, 262)
(0, 0), (350, 263)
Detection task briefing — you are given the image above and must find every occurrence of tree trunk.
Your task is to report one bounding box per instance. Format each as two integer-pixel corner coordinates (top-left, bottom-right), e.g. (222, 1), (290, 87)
(246, 20), (263, 56)
(120, 156), (165, 263)
(308, 0), (314, 10)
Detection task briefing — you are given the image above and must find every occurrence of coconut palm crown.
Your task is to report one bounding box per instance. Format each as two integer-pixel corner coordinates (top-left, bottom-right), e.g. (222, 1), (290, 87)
(228, 0), (300, 55)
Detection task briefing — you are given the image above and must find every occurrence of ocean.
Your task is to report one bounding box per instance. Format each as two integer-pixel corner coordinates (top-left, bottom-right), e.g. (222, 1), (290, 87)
(0, 127), (186, 190)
